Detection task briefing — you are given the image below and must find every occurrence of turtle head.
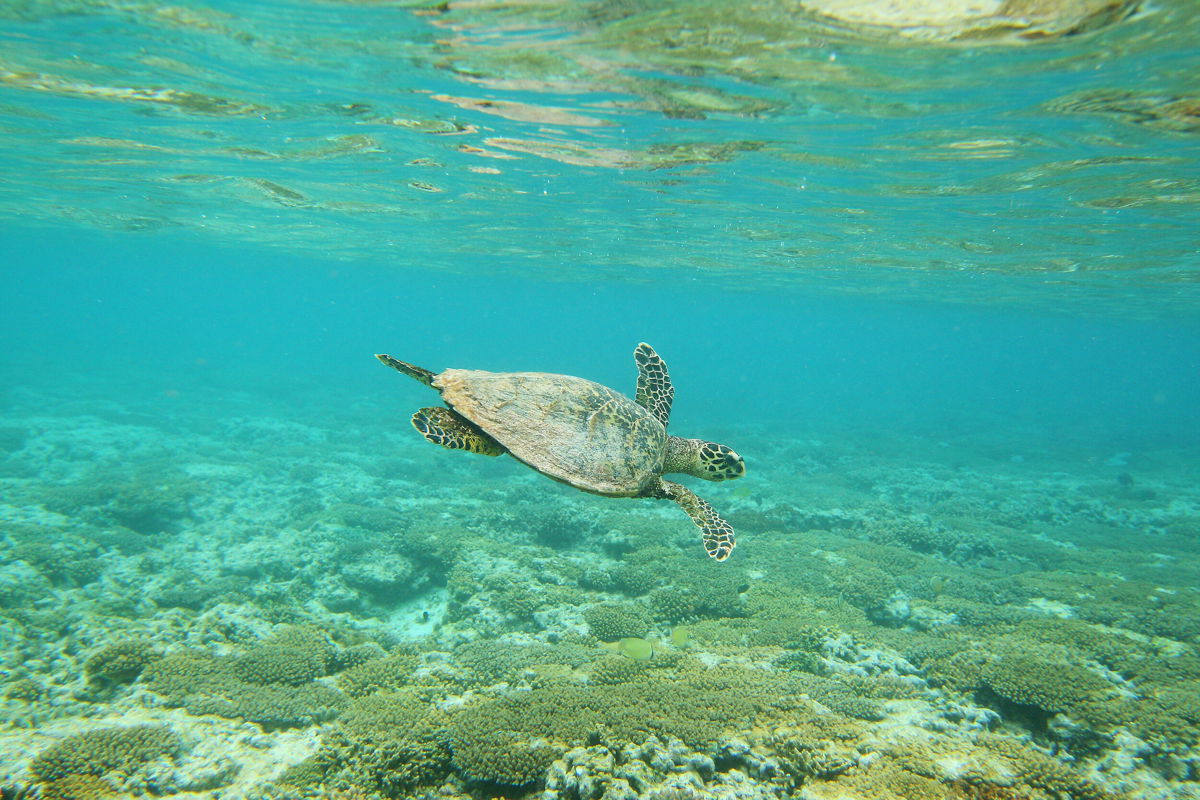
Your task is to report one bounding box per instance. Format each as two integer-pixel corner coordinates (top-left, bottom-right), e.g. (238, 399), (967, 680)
(697, 441), (746, 481)
(665, 437), (745, 482)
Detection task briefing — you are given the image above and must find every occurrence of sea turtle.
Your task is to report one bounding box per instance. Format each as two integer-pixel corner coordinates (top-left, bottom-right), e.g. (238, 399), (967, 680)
(375, 343), (745, 560)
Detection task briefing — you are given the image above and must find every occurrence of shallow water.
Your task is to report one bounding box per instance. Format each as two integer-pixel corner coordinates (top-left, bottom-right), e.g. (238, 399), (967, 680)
(2, 2), (1199, 799)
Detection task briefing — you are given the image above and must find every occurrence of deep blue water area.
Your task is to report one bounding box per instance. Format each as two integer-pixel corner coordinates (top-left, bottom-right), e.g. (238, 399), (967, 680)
(5, 226), (1198, 457)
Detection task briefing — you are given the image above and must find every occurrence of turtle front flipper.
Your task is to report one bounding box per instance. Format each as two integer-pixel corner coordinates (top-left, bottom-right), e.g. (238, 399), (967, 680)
(412, 407), (504, 456)
(657, 479), (735, 561)
(633, 343), (674, 428)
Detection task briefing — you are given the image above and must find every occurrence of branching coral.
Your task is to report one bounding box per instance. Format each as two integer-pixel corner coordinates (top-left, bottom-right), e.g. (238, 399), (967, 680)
(144, 649), (346, 729)
(771, 735), (855, 785)
(84, 639), (162, 686)
(583, 602), (651, 641)
(232, 643), (327, 686)
(441, 657), (817, 756)
(31, 725), (183, 782)
(982, 656), (1111, 714)
(930, 648), (1112, 716)
(587, 654), (648, 685)
(610, 562), (663, 596)
(1015, 750), (1115, 800)
(332, 641), (387, 671)
(231, 625), (335, 686)
(450, 730), (559, 789)
(9, 539), (102, 587)
(453, 640), (591, 686)
(38, 775), (117, 800)
(337, 651), (420, 697)
(312, 691), (453, 796)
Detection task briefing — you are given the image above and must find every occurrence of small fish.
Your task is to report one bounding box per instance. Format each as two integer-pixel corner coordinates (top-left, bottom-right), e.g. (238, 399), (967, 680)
(670, 627), (690, 648)
(616, 637), (654, 661)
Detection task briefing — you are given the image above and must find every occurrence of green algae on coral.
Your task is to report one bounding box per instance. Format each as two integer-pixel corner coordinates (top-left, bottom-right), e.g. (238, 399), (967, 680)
(3, 676), (44, 701)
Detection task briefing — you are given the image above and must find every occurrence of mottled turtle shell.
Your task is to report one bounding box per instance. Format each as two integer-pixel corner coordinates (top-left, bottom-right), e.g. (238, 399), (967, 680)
(434, 369), (667, 497)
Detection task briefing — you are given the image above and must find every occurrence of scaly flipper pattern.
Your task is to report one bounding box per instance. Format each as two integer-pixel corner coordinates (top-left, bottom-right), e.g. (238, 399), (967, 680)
(633, 343), (674, 428)
(657, 479), (735, 561)
(412, 407), (504, 456)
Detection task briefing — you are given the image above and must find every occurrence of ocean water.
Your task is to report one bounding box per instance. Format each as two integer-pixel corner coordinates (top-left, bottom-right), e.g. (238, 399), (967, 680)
(1, 1), (1199, 799)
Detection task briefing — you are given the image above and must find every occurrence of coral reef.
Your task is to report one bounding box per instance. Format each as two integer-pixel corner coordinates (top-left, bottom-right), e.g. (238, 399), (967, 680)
(84, 639), (162, 686)
(3, 385), (1197, 800)
(307, 691), (452, 796)
(449, 731), (559, 789)
(453, 639), (592, 686)
(583, 603), (651, 641)
(337, 650), (419, 697)
(932, 648), (1113, 714)
(31, 725), (184, 791)
(144, 640), (347, 729)
(232, 625), (336, 686)
(42, 467), (195, 535)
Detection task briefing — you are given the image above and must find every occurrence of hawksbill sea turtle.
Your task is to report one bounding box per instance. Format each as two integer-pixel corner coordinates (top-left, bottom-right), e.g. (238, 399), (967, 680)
(375, 343), (745, 560)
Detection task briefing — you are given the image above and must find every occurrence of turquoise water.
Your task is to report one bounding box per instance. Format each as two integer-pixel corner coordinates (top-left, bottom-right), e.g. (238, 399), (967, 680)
(2, 2), (1199, 799)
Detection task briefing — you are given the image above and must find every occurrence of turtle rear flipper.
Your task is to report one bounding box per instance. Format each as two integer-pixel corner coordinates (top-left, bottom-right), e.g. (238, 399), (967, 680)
(634, 343), (674, 428)
(412, 407), (504, 456)
(658, 480), (735, 561)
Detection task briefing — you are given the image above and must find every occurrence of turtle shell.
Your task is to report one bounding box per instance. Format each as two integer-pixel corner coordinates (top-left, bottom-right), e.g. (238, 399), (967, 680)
(434, 369), (667, 496)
